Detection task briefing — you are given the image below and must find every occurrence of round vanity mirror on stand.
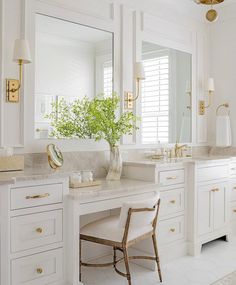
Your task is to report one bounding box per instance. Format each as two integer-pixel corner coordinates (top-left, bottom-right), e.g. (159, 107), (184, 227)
(47, 144), (64, 169)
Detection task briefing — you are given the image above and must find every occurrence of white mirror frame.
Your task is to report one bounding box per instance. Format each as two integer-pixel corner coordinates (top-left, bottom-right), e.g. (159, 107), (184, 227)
(133, 12), (197, 147)
(22, 0), (121, 153)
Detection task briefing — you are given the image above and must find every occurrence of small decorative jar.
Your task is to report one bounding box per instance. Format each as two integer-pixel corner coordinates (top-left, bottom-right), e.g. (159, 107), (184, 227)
(69, 172), (82, 185)
(82, 170), (93, 182)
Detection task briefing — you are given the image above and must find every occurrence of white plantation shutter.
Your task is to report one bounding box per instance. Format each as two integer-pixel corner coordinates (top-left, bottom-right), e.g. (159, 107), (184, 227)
(103, 61), (113, 97)
(141, 53), (169, 144)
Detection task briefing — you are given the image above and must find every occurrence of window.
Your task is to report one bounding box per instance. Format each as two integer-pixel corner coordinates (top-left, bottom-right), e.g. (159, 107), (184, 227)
(141, 53), (169, 144)
(103, 61), (113, 97)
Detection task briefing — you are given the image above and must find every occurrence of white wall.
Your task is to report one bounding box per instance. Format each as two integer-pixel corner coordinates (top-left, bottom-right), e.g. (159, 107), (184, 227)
(0, 0), (210, 153)
(36, 33), (95, 99)
(35, 32), (95, 135)
(208, 3), (236, 146)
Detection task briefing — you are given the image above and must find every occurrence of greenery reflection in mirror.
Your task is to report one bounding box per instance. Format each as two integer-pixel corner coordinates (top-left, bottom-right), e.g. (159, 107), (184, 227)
(34, 14), (113, 139)
(141, 41), (192, 144)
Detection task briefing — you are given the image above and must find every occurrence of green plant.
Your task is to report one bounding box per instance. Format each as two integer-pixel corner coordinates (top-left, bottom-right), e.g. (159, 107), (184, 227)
(47, 94), (138, 147)
(46, 97), (93, 139)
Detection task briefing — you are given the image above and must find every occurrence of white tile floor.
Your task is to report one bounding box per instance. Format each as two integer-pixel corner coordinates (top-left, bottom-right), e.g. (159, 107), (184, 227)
(81, 238), (236, 285)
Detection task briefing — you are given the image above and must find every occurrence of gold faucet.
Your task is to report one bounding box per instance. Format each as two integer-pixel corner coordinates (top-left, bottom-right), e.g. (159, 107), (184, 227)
(174, 142), (188, 158)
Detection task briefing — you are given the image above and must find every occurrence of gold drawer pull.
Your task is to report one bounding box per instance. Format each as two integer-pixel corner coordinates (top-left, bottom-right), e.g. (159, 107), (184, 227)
(167, 176), (177, 180)
(36, 228), (43, 234)
(25, 193), (50, 200)
(170, 200), (176, 204)
(211, 188), (219, 192)
(36, 268), (43, 274)
(170, 228), (176, 233)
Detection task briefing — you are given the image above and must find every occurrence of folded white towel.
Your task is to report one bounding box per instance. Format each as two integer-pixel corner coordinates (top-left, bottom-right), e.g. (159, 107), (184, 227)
(216, 115), (232, 147)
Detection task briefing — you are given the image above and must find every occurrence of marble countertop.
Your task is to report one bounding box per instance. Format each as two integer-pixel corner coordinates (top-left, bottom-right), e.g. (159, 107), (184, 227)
(123, 155), (235, 168)
(0, 169), (70, 185)
(69, 178), (159, 204)
(0, 154), (235, 186)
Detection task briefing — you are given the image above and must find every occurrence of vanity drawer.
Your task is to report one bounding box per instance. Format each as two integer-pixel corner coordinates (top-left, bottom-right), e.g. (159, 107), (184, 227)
(11, 248), (63, 285)
(11, 183), (63, 210)
(196, 165), (229, 183)
(158, 169), (184, 186)
(11, 210), (63, 253)
(160, 188), (184, 217)
(157, 215), (185, 244)
(231, 201), (236, 222)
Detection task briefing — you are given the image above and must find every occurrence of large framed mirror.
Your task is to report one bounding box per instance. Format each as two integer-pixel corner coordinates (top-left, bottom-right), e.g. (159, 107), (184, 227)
(141, 41), (192, 144)
(34, 14), (114, 139)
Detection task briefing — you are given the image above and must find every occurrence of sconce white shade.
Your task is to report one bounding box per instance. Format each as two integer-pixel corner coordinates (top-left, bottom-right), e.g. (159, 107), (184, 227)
(208, 78), (215, 92)
(13, 39), (32, 64)
(134, 62), (145, 80)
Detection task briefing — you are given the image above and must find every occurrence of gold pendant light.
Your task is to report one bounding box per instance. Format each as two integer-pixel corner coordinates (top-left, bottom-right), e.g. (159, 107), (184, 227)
(198, 0), (224, 4)
(206, 9), (218, 22)
(195, 0), (224, 22)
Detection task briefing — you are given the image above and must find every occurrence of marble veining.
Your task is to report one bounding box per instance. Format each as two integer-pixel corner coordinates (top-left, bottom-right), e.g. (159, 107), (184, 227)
(123, 155), (233, 168)
(24, 151), (110, 178)
(22, 146), (210, 178)
(0, 153), (233, 185)
(0, 169), (70, 185)
(69, 178), (160, 203)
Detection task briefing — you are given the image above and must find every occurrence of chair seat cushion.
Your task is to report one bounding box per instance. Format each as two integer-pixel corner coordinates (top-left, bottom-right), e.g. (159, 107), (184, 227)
(80, 215), (153, 243)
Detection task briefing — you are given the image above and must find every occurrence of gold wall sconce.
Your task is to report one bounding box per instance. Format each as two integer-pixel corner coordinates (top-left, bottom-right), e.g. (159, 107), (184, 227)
(124, 62), (146, 109)
(6, 39), (31, 103)
(199, 78), (214, 115)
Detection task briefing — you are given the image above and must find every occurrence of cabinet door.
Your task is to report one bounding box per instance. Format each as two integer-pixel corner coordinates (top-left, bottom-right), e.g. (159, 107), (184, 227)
(213, 183), (229, 230)
(197, 185), (213, 236)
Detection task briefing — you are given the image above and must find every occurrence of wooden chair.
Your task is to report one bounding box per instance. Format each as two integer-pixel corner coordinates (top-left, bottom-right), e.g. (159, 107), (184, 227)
(80, 194), (162, 285)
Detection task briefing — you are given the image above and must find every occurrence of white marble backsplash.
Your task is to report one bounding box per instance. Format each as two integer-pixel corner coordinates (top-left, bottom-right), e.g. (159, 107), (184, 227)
(24, 151), (110, 178)
(23, 146), (210, 178)
(209, 146), (236, 157)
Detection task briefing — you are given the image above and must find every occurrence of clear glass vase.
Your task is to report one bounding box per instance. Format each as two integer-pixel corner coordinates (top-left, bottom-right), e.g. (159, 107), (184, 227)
(106, 146), (122, 181)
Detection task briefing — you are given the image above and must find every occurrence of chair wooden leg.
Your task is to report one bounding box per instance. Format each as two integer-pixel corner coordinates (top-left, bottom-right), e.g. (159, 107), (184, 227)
(113, 247), (117, 268)
(123, 247), (132, 285)
(152, 233), (162, 282)
(79, 238), (82, 282)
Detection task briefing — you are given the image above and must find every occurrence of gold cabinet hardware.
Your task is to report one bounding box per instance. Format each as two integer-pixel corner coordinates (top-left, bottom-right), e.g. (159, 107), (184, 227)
(170, 228), (176, 232)
(36, 227), (43, 234)
(166, 176), (177, 180)
(170, 200), (176, 204)
(211, 188), (219, 192)
(25, 193), (50, 200)
(36, 268), (43, 274)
